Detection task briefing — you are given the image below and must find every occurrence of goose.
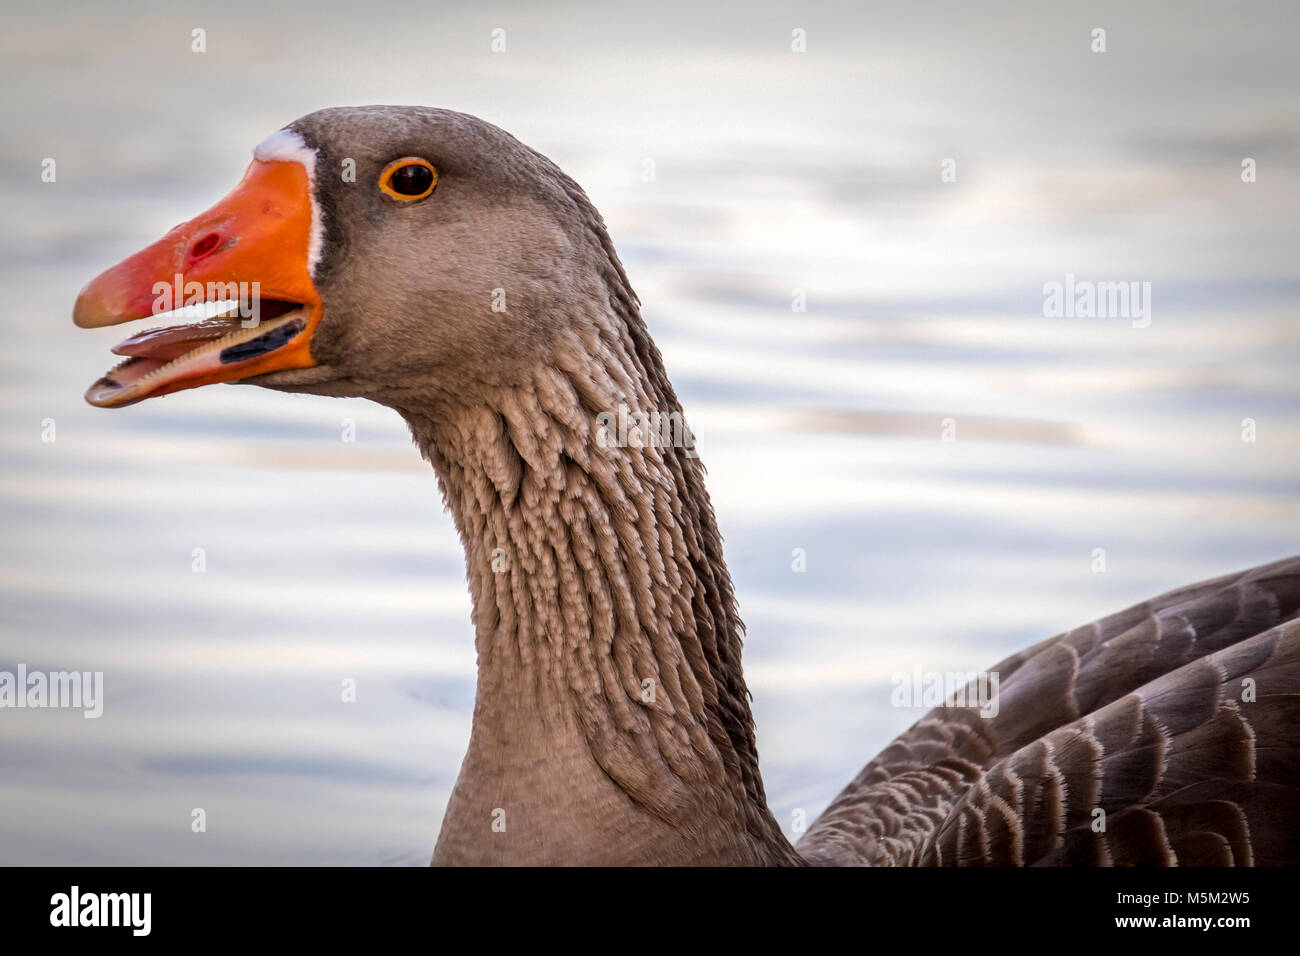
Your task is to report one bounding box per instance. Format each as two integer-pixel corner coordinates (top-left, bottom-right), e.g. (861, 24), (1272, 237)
(73, 106), (1300, 866)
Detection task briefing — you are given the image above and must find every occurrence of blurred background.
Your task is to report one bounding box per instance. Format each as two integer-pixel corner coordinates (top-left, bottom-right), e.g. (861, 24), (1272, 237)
(0, 0), (1297, 864)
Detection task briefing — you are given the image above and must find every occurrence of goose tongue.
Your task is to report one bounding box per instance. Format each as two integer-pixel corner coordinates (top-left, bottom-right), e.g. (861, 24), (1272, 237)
(111, 317), (249, 361)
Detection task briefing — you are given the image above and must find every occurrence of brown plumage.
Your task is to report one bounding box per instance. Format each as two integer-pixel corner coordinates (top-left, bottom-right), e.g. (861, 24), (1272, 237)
(74, 106), (1300, 866)
(799, 558), (1300, 865)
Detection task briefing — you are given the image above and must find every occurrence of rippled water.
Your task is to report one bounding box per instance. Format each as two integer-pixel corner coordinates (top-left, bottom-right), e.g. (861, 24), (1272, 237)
(1, 0), (1298, 864)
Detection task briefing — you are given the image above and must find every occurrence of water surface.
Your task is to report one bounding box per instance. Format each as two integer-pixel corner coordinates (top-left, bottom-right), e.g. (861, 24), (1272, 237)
(1, 0), (1297, 864)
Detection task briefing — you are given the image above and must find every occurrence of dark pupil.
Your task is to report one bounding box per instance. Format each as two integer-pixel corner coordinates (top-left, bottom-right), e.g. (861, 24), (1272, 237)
(390, 164), (432, 196)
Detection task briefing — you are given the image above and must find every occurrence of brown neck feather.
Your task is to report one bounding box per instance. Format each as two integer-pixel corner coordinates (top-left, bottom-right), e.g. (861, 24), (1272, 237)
(397, 295), (797, 865)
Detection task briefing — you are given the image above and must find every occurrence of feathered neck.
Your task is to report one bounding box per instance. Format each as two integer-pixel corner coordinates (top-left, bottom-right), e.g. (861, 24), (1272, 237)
(397, 304), (798, 865)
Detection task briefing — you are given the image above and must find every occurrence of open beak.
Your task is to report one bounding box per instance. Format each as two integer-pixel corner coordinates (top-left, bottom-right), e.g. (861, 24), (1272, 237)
(73, 159), (321, 407)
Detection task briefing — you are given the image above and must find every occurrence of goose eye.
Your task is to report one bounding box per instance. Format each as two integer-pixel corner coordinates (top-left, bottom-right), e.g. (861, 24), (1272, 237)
(378, 158), (437, 200)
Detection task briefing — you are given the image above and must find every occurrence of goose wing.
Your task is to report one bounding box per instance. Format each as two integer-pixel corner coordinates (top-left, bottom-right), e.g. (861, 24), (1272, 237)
(797, 555), (1300, 866)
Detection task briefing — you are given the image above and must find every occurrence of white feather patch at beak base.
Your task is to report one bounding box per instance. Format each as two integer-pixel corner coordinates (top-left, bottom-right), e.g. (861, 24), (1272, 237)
(253, 128), (324, 277)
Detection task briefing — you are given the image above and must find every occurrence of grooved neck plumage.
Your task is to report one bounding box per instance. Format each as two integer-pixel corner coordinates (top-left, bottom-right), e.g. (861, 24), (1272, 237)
(398, 307), (798, 865)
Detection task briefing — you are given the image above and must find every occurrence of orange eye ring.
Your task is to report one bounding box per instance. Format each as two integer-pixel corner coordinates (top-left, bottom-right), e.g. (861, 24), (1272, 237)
(378, 157), (437, 201)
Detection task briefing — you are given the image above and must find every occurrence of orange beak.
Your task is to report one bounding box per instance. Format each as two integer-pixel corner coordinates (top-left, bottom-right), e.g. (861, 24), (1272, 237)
(73, 159), (322, 407)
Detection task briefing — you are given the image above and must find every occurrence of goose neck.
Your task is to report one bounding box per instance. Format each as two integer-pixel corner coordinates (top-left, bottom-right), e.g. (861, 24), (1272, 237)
(399, 352), (797, 864)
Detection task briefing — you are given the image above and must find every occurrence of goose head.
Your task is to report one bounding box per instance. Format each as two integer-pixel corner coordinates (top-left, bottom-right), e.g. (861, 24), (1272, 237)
(73, 105), (625, 411)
